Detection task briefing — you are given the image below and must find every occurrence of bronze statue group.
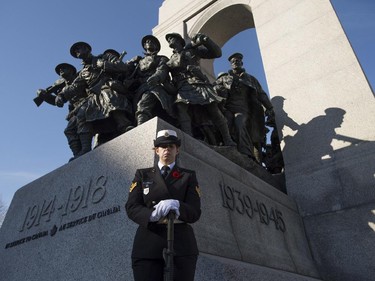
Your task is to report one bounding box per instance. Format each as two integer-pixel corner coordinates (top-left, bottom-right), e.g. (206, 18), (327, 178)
(35, 32), (284, 173)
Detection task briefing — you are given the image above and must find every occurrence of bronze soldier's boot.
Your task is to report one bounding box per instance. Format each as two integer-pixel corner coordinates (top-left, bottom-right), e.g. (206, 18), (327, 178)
(112, 111), (133, 135)
(179, 120), (193, 136)
(75, 133), (93, 158)
(176, 103), (193, 136)
(253, 143), (263, 164)
(217, 120), (236, 146)
(136, 110), (153, 126)
(200, 125), (218, 145)
(68, 139), (82, 162)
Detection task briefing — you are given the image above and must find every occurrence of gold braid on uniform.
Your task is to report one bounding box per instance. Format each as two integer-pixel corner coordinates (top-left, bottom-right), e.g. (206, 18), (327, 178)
(129, 182), (137, 193)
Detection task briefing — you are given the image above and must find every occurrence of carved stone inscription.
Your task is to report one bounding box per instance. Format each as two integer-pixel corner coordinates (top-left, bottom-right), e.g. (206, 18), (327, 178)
(220, 183), (286, 232)
(4, 175), (122, 249)
(19, 176), (107, 232)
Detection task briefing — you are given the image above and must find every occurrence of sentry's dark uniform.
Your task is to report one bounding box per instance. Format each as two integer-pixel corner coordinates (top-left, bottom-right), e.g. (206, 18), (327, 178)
(126, 165), (201, 281)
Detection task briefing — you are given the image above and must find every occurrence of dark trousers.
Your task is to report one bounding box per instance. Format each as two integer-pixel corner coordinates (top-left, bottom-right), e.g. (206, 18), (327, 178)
(132, 255), (198, 281)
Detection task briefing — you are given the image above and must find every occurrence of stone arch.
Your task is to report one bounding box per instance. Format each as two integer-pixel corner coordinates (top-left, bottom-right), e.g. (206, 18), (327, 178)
(188, 2), (254, 47)
(186, 1), (255, 80)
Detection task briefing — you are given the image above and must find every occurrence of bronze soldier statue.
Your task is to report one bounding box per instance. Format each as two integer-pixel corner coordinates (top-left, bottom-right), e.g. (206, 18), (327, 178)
(213, 70), (255, 159)
(35, 63), (89, 161)
(93, 48), (134, 146)
(58, 42), (133, 156)
(125, 35), (176, 126)
(214, 53), (274, 163)
(165, 33), (235, 146)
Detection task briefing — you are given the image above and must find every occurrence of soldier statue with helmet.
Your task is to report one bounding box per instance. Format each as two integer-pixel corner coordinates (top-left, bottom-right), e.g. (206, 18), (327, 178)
(58, 41), (134, 156)
(165, 32), (236, 146)
(214, 52), (275, 163)
(124, 35), (177, 126)
(35, 62), (89, 161)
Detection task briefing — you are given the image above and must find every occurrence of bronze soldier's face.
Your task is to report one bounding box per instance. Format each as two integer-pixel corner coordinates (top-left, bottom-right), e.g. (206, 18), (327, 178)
(167, 37), (181, 49)
(155, 144), (179, 165)
(74, 45), (90, 59)
(144, 39), (157, 53)
(59, 67), (74, 80)
(230, 58), (243, 70)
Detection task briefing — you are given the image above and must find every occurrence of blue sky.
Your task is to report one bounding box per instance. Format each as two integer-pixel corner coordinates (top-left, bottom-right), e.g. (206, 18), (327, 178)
(0, 0), (374, 208)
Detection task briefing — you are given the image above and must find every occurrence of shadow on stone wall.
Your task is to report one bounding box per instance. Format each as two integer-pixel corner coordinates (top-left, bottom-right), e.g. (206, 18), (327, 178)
(272, 95), (374, 215)
(272, 95), (370, 168)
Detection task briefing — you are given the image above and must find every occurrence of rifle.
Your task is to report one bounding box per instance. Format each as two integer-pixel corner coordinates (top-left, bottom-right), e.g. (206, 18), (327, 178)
(163, 211), (176, 281)
(88, 50), (127, 94)
(34, 78), (65, 107)
(119, 50), (127, 61)
(335, 134), (369, 145)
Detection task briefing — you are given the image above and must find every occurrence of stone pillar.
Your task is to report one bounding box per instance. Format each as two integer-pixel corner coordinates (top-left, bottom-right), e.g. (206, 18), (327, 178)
(154, 1), (375, 280)
(252, 1), (375, 280)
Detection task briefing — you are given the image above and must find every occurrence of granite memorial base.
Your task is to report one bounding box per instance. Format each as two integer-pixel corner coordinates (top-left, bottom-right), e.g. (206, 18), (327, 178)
(0, 118), (321, 280)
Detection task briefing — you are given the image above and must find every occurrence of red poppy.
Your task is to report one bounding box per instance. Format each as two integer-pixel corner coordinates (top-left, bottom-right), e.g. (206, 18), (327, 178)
(172, 171), (181, 178)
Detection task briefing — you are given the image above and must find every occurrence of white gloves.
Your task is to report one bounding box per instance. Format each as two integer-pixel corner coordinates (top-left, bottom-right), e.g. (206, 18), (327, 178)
(150, 199), (180, 222)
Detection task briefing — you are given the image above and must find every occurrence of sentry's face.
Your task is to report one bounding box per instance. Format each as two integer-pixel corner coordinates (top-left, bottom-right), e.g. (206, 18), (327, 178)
(155, 144), (179, 165)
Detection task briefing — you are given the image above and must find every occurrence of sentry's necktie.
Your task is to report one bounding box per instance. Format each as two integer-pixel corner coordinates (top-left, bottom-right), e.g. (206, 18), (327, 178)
(161, 165), (170, 179)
